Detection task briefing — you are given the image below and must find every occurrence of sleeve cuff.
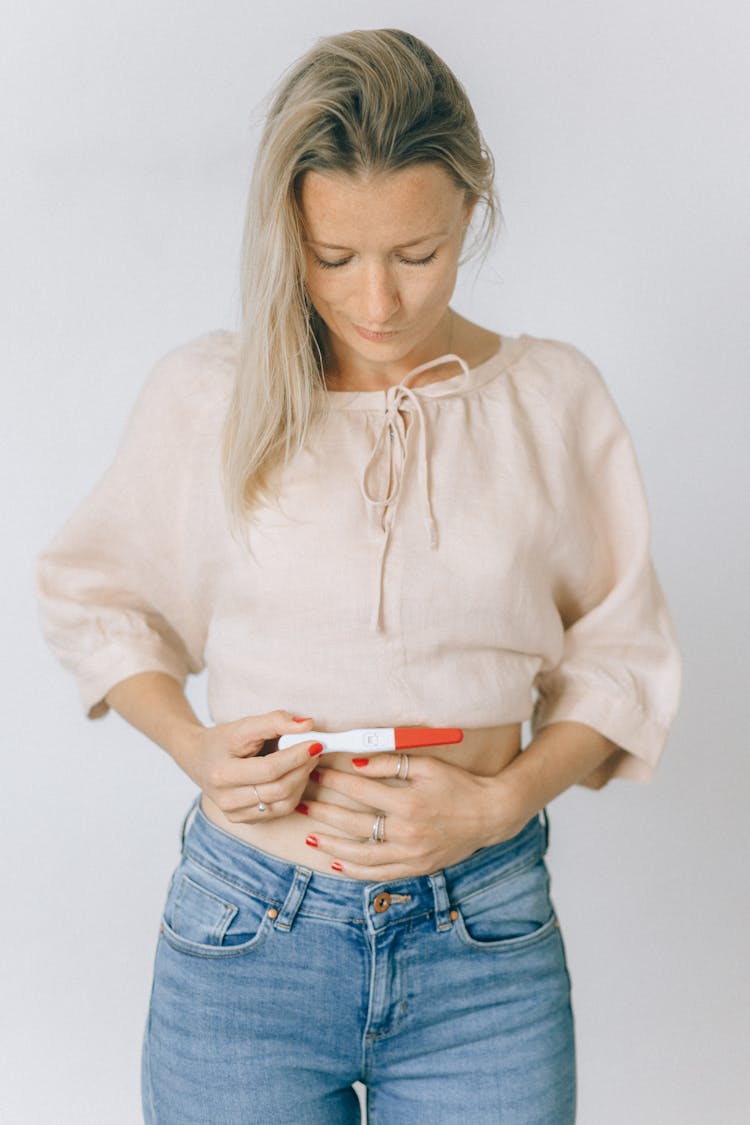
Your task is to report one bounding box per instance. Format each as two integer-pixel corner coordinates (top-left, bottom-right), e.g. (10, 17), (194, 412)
(530, 688), (672, 783)
(73, 640), (191, 719)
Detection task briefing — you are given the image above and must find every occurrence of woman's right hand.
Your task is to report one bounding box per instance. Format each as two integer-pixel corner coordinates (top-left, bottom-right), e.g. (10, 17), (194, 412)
(177, 711), (322, 823)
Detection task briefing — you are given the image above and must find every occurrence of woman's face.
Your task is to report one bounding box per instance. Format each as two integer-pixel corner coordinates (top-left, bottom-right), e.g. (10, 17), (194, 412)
(297, 163), (474, 383)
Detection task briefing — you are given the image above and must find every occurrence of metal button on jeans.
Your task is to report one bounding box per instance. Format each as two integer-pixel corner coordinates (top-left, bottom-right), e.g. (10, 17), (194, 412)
(373, 892), (391, 913)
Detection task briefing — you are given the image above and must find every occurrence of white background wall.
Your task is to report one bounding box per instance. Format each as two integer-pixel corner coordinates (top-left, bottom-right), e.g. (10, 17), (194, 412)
(4, 1), (748, 1121)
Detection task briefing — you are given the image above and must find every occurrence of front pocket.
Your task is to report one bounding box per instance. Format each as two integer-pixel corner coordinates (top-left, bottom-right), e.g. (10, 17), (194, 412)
(452, 855), (557, 952)
(160, 858), (273, 958)
(170, 875), (238, 946)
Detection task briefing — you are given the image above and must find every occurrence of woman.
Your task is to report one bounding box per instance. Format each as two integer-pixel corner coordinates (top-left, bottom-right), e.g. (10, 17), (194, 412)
(36, 28), (681, 1125)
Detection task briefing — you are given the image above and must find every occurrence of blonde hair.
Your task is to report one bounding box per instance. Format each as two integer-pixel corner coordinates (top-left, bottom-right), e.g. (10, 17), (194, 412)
(223, 28), (500, 527)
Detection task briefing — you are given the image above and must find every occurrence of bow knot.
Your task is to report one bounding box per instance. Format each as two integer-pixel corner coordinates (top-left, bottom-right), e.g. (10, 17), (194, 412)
(358, 354), (471, 630)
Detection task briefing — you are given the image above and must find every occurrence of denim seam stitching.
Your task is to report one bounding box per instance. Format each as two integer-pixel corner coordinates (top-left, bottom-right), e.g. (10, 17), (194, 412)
(452, 908), (559, 952)
(173, 875), (239, 944)
(294, 910), (367, 924)
(449, 848), (542, 906)
(181, 847), (285, 910)
(368, 907), (434, 933)
(175, 873), (239, 914)
(159, 914), (273, 958)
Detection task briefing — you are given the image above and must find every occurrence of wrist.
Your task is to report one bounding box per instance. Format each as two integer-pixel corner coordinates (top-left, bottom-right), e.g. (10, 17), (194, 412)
(165, 720), (205, 773)
(478, 770), (531, 848)
(483, 723), (621, 844)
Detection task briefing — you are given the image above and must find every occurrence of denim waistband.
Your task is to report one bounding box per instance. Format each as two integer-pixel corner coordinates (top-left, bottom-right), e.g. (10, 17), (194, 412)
(177, 794), (549, 934)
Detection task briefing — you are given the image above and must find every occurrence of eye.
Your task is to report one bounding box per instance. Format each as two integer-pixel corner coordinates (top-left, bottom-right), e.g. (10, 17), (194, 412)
(314, 255), (352, 270)
(398, 251), (438, 267)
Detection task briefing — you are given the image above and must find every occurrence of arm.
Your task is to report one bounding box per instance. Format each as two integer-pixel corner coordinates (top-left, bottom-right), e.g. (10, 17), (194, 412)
(36, 337), (322, 819)
(35, 344), (210, 721)
(483, 721), (620, 834)
(105, 672), (204, 764)
(526, 344), (682, 784)
(105, 670), (323, 820)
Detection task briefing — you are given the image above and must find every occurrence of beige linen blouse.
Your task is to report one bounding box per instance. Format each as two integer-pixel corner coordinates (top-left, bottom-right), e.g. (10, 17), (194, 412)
(35, 329), (681, 782)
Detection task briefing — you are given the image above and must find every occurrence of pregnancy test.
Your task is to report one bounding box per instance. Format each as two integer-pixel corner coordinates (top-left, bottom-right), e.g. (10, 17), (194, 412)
(278, 727), (464, 754)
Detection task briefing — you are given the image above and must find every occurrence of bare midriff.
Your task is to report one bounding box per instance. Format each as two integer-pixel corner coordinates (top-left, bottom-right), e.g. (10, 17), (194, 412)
(199, 722), (523, 877)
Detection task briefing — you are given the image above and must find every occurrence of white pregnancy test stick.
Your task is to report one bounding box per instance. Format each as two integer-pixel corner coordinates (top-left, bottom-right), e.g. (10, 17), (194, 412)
(278, 727), (463, 754)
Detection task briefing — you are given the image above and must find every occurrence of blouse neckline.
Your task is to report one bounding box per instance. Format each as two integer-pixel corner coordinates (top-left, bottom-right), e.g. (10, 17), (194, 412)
(318, 333), (530, 409)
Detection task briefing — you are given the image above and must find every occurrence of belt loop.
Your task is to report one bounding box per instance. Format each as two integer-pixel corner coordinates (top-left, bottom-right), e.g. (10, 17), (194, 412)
(428, 870), (454, 932)
(274, 866), (312, 932)
(540, 806), (550, 851)
(179, 794), (201, 853)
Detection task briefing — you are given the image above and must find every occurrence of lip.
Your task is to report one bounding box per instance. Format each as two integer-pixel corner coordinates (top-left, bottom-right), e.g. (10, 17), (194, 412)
(354, 325), (400, 342)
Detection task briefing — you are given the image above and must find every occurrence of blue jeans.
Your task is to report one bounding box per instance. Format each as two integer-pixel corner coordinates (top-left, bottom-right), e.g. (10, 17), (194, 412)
(141, 796), (576, 1124)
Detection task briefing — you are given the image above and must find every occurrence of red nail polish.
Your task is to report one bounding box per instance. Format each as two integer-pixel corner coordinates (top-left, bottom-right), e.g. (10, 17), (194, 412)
(352, 758), (369, 767)
(293, 717), (312, 722)
(295, 803), (309, 815)
(305, 835), (319, 847)
(310, 769), (321, 783)
(308, 742), (324, 756)
(331, 861), (344, 872)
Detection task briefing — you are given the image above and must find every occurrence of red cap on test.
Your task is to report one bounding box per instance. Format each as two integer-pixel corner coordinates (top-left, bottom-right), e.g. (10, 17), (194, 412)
(394, 728), (464, 749)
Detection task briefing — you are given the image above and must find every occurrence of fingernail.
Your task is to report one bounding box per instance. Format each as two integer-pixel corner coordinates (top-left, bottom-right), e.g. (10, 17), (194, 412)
(305, 835), (319, 847)
(293, 717), (312, 722)
(295, 803), (309, 815)
(331, 861), (344, 872)
(352, 758), (369, 767)
(310, 769), (321, 783)
(308, 742), (324, 756)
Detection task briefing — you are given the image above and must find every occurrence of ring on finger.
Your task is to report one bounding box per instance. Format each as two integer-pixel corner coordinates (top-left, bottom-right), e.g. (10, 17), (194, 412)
(394, 753), (410, 781)
(251, 784), (267, 813)
(369, 813), (386, 844)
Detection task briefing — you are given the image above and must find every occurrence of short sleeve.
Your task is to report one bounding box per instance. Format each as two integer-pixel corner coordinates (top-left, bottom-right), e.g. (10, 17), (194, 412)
(34, 338), (223, 719)
(530, 345), (682, 783)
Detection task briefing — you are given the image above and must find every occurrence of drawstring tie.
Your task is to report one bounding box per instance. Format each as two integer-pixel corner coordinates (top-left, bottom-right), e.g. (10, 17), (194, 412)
(359, 353), (471, 631)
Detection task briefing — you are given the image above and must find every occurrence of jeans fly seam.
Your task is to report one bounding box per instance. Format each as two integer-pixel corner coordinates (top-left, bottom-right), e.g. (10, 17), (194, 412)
(362, 928), (379, 1063)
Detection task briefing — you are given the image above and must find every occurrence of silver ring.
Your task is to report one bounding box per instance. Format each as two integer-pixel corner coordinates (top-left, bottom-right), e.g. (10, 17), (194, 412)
(251, 785), (267, 813)
(395, 753), (410, 781)
(369, 814), (385, 844)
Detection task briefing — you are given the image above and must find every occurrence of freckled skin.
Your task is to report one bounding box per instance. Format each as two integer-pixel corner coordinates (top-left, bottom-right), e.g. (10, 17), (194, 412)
(298, 164), (478, 391)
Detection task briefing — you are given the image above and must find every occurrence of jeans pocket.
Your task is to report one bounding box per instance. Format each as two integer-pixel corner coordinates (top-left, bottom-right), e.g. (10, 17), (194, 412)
(452, 855), (558, 952)
(160, 857), (273, 958)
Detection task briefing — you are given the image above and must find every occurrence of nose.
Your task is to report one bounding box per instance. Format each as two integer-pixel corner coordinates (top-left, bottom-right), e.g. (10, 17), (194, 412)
(360, 262), (400, 326)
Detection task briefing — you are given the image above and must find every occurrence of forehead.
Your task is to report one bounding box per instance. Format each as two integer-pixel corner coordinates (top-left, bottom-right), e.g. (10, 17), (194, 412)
(297, 164), (465, 243)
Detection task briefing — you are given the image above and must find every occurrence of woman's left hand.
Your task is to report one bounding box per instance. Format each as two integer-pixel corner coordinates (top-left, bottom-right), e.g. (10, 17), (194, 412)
(301, 754), (528, 880)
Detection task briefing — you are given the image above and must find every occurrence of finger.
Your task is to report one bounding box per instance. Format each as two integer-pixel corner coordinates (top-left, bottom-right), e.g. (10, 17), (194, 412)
(313, 767), (406, 811)
(240, 739), (324, 782)
(297, 799), (383, 839)
(330, 858), (425, 881)
(222, 800), (288, 824)
(304, 832), (406, 866)
(346, 753), (424, 781)
(226, 759), (316, 807)
(227, 711), (316, 756)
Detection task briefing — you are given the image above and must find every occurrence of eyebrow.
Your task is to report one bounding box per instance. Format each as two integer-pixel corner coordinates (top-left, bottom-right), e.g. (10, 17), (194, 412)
(308, 231), (450, 251)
